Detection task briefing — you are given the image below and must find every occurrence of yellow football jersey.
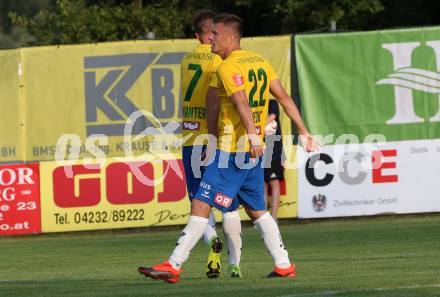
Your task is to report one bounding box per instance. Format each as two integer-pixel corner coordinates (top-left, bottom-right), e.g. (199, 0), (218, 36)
(216, 50), (277, 152)
(181, 44), (222, 146)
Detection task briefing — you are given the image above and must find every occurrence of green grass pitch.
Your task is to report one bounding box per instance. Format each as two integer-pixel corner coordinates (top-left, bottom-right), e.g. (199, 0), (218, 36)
(1, 214), (439, 297)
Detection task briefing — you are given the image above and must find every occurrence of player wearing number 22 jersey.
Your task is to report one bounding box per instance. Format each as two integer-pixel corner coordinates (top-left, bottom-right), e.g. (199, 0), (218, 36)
(217, 50), (276, 153)
(194, 50), (277, 212)
(180, 28), (243, 279)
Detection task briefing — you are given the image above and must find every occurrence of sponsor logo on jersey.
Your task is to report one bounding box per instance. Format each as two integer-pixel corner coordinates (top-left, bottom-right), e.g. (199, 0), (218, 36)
(182, 121), (200, 130)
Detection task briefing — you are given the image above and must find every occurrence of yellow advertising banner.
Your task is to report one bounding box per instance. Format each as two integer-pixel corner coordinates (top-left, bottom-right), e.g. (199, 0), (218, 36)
(0, 49), (22, 162)
(19, 36), (292, 161)
(21, 40), (195, 162)
(40, 154), (191, 232)
(40, 154), (297, 232)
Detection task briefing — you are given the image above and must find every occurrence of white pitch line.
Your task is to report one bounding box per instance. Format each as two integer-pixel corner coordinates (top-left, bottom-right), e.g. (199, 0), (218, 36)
(277, 283), (440, 297)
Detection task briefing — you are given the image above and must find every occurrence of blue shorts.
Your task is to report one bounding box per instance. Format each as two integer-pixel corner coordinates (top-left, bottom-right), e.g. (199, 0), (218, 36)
(194, 150), (265, 212)
(182, 145), (205, 200)
(183, 146), (240, 212)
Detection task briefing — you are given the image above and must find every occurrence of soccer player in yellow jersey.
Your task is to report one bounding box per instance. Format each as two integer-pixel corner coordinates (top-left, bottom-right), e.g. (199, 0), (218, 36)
(180, 10), (224, 279)
(181, 9), (243, 279)
(139, 10), (243, 282)
(138, 13), (317, 283)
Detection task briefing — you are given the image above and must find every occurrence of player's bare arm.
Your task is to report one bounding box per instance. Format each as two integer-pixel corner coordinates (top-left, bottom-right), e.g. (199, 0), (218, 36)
(230, 90), (264, 158)
(269, 79), (319, 152)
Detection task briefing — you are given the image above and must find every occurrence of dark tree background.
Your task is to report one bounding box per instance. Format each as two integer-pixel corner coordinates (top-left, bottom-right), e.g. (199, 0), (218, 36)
(0, 0), (439, 47)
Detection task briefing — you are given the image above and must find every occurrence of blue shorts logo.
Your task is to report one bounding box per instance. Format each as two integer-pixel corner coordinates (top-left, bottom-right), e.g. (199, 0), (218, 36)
(214, 193), (233, 208)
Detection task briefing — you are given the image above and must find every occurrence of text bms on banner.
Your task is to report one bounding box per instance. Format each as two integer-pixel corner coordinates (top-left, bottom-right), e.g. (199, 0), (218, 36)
(40, 157), (192, 233)
(0, 163), (41, 235)
(297, 140), (440, 218)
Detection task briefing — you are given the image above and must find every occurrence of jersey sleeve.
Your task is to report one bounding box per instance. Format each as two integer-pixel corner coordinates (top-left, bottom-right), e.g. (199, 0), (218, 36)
(208, 55), (222, 88)
(217, 62), (246, 97)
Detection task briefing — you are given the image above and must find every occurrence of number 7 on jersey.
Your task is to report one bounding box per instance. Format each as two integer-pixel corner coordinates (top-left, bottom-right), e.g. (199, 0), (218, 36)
(184, 63), (202, 102)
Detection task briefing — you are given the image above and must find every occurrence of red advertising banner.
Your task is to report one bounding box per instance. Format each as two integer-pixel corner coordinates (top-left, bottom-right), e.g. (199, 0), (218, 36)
(0, 163), (41, 235)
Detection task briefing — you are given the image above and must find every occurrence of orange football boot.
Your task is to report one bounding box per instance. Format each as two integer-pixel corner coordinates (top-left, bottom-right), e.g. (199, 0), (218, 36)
(138, 261), (182, 283)
(267, 264), (296, 278)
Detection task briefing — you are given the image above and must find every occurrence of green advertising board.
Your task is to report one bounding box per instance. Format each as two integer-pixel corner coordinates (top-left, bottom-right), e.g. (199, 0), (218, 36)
(295, 27), (440, 142)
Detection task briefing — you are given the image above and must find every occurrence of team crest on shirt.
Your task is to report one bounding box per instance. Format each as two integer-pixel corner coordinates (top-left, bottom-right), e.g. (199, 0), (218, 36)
(214, 193), (233, 208)
(232, 74), (244, 86)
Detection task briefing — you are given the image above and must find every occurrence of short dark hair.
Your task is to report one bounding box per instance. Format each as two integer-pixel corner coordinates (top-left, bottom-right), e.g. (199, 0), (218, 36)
(213, 13), (243, 37)
(193, 10), (216, 34)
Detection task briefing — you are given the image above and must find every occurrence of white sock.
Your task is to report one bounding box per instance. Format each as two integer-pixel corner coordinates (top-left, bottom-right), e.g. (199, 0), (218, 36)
(254, 212), (290, 268)
(202, 212), (217, 245)
(169, 215), (208, 269)
(222, 210), (242, 266)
